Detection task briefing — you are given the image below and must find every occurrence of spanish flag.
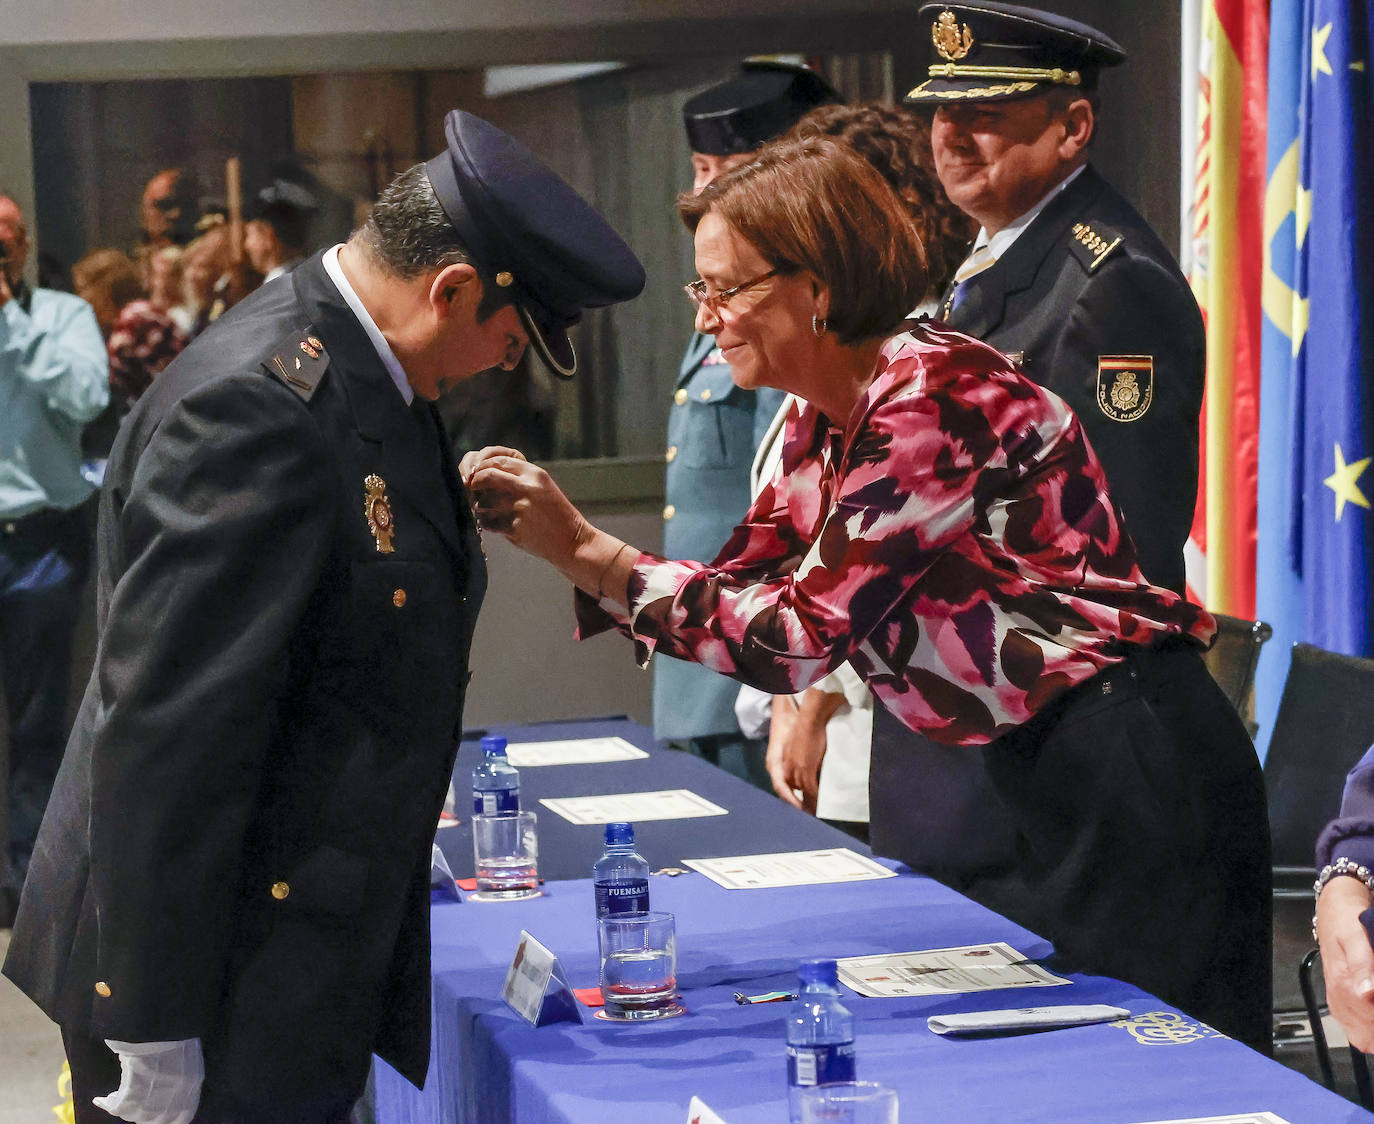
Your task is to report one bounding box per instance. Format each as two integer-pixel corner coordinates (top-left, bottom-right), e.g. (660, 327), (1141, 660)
(1185, 0), (1269, 617)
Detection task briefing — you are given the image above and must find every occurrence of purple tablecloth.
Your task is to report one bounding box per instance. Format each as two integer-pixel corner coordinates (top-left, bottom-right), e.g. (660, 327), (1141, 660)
(375, 868), (1367, 1122)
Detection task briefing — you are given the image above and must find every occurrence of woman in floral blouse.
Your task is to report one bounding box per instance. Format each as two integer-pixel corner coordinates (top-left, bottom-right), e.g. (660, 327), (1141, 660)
(463, 136), (1269, 1051)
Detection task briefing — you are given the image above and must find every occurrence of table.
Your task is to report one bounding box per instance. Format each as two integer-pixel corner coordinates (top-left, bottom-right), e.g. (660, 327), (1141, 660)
(435, 717), (863, 882)
(378, 720), (1370, 1123)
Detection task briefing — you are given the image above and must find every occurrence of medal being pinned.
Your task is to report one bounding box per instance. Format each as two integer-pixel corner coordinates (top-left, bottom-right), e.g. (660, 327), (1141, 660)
(364, 474), (396, 553)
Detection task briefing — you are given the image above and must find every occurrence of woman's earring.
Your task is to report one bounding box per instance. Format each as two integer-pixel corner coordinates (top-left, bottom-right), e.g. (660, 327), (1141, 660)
(812, 314), (828, 337)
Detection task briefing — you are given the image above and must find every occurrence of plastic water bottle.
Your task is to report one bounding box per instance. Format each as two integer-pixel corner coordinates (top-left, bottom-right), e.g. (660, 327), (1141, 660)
(471, 734), (520, 815)
(592, 822), (650, 917)
(786, 958), (855, 1122)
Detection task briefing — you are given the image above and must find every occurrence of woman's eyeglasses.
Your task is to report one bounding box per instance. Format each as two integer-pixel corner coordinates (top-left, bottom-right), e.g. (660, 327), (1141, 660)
(683, 269), (778, 313)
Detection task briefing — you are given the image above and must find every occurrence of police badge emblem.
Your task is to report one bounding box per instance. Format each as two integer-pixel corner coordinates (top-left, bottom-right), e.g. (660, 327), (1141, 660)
(1096, 356), (1154, 422)
(364, 474), (396, 553)
(933, 9), (975, 60)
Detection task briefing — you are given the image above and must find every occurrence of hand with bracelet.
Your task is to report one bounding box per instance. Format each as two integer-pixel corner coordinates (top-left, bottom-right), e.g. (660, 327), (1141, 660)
(1315, 858), (1374, 1052)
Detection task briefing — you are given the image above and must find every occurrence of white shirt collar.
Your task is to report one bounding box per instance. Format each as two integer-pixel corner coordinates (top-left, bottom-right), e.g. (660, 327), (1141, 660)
(973, 164), (1088, 262)
(321, 244), (413, 405)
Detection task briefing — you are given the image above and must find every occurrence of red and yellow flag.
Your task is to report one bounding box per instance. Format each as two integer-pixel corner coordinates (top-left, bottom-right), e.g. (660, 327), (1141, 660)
(1186, 0), (1269, 616)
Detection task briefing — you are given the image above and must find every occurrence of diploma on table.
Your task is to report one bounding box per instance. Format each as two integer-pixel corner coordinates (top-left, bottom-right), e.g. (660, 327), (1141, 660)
(682, 848), (896, 889)
(1125, 1115), (1291, 1124)
(539, 789), (728, 825)
(505, 737), (649, 767)
(837, 942), (1069, 998)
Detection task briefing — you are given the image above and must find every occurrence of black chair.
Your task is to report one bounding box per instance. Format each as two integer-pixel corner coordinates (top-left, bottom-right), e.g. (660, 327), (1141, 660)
(1202, 613), (1272, 736)
(1264, 644), (1374, 1053)
(1299, 946), (1374, 1109)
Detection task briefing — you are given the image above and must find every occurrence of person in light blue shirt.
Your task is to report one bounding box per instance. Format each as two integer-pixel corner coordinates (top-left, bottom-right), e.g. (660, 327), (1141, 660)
(0, 191), (109, 925)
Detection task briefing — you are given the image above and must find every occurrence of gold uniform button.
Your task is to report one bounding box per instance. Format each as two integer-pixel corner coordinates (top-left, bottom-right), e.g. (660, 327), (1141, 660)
(673, 388), (688, 406)
(271, 881), (290, 900)
(699, 388), (712, 401)
(665, 446), (678, 463)
(663, 504), (676, 521)
(94, 981), (112, 998)
(393, 589), (407, 608)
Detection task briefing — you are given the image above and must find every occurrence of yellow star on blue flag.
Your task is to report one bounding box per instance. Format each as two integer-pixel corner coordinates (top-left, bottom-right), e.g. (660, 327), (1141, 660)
(1325, 443), (1372, 520)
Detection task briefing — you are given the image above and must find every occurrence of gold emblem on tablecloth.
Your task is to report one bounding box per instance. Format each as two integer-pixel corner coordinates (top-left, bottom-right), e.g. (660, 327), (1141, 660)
(364, 474), (396, 553)
(1111, 1010), (1220, 1045)
(933, 10), (975, 60)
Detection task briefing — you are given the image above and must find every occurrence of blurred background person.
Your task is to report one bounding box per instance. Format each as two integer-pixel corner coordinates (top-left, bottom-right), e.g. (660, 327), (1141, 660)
(658, 58), (840, 789)
(0, 192), (109, 927)
(176, 220), (257, 340)
(244, 178), (318, 285)
(739, 100), (974, 838)
(462, 137), (1270, 1050)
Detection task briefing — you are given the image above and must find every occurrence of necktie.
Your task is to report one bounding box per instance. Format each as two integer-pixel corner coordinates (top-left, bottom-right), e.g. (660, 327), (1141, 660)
(949, 243), (997, 313)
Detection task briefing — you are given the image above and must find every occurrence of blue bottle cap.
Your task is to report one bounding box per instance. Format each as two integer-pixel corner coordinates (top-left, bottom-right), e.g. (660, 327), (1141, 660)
(797, 958), (839, 987)
(480, 734), (509, 756)
(604, 822), (634, 846)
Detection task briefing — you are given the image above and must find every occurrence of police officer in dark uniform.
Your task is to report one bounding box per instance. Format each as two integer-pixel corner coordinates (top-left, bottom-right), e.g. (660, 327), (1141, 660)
(659, 60), (840, 784)
(865, 3), (1209, 910)
(3, 111), (644, 1124)
(909, 1), (1203, 597)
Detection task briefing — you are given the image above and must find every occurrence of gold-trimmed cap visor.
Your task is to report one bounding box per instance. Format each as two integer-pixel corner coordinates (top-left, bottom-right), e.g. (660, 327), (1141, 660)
(905, 2), (1125, 104)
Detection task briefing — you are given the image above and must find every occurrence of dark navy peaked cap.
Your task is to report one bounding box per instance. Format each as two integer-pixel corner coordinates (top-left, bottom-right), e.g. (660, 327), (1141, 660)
(905, 2), (1125, 104)
(683, 60), (842, 157)
(424, 110), (645, 378)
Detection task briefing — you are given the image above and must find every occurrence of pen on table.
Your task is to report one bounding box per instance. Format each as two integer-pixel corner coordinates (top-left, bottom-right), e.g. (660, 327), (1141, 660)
(733, 990), (798, 1005)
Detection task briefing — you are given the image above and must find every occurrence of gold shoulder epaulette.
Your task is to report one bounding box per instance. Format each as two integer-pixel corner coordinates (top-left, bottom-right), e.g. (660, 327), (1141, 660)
(1068, 221), (1124, 273)
(264, 328), (329, 402)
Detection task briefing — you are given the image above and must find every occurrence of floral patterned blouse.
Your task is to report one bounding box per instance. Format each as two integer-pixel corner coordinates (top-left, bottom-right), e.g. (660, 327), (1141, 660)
(577, 322), (1214, 746)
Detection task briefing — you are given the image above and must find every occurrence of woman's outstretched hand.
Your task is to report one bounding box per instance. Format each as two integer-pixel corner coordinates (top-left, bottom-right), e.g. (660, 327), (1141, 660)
(460, 446), (585, 562)
(460, 446), (636, 606)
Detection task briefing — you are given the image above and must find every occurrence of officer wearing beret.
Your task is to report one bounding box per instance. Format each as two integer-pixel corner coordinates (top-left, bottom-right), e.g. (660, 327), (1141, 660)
(659, 60), (840, 782)
(909, 2), (1203, 597)
(866, 4), (1209, 908)
(4, 110), (644, 1123)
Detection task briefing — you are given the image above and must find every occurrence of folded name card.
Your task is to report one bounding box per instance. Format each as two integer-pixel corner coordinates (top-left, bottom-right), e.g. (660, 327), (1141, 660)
(686, 1096), (730, 1124)
(502, 930), (582, 1027)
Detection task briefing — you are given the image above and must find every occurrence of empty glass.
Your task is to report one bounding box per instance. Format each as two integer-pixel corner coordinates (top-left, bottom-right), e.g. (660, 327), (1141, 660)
(470, 811), (540, 901)
(800, 1082), (899, 1123)
(597, 910), (683, 1020)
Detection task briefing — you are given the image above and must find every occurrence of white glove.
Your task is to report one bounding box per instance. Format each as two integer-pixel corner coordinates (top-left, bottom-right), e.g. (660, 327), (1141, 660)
(94, 1038), (204, 1124)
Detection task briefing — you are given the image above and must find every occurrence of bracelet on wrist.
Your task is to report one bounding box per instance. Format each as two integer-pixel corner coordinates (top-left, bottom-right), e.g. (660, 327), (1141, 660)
(596, 542), (632, 600)
(1312, 857), (1374, 940)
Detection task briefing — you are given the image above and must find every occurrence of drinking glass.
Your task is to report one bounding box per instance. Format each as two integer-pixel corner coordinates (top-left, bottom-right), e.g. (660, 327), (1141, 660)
(597, 910), (683, 1019)
(470, 811), (540, 901)
(800, 1082), (899, 1123)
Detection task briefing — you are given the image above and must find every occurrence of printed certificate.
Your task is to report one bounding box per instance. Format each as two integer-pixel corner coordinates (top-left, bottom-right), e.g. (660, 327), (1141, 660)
(505, 737), (649, 767)
(683, 848), (895, 889)
(837, 942), (1069, 998)
(539, 789), (728, 825)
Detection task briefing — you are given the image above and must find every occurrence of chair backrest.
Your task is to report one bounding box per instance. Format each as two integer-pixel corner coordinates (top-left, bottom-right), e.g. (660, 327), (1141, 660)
(1264, 642), (1374, 867)
(1202, 613), (1273, 720)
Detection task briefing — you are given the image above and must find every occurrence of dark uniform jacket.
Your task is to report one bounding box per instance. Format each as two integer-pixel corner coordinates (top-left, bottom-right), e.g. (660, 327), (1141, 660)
(3, 252), (486, 1107)
(941, 164), (1204, 595)
(655, 331), (783, 741)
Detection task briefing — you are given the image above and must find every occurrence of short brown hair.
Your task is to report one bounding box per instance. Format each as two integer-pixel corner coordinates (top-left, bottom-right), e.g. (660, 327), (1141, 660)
(787, 102), (974, 299)
(678, 136), (927, 345)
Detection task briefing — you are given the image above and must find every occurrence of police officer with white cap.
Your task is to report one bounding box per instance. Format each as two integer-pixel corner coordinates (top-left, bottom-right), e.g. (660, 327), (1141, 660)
(4, 110), (644, 1123)
(659, 60), (840, 784)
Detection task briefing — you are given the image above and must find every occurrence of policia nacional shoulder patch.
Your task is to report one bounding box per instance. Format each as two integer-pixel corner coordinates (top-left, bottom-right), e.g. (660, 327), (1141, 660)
(1097, 355), (1154, 422)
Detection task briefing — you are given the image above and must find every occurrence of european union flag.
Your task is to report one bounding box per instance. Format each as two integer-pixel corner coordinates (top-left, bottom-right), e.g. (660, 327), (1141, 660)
(1289, 0), (1374, 655)
(1255, 0), (1374, 752)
